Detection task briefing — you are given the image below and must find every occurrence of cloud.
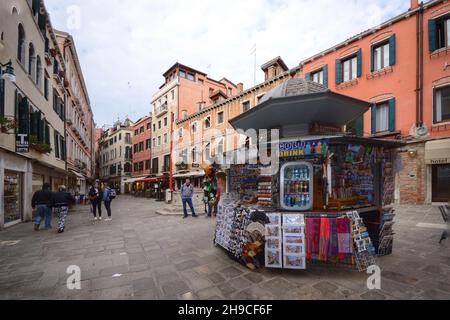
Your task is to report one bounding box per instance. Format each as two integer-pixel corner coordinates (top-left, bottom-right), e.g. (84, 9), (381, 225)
(45, 0), (409, 126)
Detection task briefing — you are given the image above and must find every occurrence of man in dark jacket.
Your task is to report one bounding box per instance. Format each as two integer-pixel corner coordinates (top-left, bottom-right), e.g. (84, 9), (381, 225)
(88, 181), (103, 221)
(53, 185), (75, 233)
(32, 183), (53, 231)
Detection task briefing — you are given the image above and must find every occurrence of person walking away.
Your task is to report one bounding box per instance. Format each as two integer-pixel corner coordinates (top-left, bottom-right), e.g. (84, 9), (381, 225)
(89, 182), (103, 221)
(181, 179), (197, 218)
(32, 183), (53, 231)
(53, 185), (75, 233)
(102, 183), (116, 221)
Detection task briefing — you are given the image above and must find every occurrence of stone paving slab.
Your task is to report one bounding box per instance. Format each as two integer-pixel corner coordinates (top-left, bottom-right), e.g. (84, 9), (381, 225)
(0, 196), (449, 300)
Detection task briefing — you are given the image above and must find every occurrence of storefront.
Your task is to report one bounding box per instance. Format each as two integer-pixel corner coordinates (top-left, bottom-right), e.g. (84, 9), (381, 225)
(4, 170), (23, 226)
(213, 78), (404, 272)
(426, 138), (450, 203)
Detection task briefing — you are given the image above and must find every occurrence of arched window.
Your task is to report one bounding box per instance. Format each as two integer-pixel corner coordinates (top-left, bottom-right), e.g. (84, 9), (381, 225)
(36, 56), (42, 88)
(124, 162), (132, 173)
(28, 42), (36, 80)
(17, 24), (26, 64)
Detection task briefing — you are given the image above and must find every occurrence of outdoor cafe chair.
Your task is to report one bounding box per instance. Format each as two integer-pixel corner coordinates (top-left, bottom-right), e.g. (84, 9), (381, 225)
(438, 205), (449, 244)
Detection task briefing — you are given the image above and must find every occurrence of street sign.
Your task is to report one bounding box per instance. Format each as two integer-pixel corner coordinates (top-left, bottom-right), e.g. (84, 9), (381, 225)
(16, 133), (29, 153)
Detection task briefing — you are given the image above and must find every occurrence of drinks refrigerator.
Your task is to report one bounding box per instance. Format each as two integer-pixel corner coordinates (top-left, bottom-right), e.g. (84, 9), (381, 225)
(280, 161), (313, 211)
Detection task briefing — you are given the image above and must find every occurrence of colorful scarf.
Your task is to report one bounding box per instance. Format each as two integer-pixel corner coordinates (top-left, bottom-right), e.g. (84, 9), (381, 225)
(328, 218), (339, 261)
(337, 217), (352, 262)
(319, 218), (330, 262)
(306, 218), (321, 261)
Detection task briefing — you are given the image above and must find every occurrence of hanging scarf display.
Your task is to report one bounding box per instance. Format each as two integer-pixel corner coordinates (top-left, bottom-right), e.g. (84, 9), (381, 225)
(327, 218), (339, 262)
(305, 218), (321, 260)
(319, 218), (330, 262)
(337, 217), (353, 262)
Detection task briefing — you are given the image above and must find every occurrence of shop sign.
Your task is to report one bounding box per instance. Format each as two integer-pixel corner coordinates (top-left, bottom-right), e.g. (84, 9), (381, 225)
(15, 133), (29, 153)
(429, 158), (448, 165)
(279, 139), (328, 158)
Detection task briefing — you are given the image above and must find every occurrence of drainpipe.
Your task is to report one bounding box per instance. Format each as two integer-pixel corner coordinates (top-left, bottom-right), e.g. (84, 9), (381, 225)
(169, 112), (174, 196)
(419, 2), (424, 126)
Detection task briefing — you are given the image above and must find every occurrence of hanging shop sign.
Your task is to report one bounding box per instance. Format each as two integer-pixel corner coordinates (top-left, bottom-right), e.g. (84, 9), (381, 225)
(279, 139), (328, 158)
(15, 133), (29, 153)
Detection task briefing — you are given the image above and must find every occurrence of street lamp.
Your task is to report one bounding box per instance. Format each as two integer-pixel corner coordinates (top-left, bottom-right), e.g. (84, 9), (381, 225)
(0, 60), (16, 83)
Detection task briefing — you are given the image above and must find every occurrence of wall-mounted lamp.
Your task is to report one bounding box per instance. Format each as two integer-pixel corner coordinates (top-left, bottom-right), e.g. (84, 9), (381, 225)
(408, 150), (418, 158)
(0, 60), (16, 83)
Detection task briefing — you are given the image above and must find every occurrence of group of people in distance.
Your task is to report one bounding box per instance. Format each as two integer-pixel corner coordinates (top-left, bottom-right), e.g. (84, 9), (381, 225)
(31, 180), (116, 234)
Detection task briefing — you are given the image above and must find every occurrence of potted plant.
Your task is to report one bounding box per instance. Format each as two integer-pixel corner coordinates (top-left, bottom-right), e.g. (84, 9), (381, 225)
(0, 116), (17, 133)
(29, 135), (52, 154)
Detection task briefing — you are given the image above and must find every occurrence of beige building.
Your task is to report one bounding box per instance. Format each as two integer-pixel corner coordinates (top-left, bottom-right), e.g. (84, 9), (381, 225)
(0, 0), (68, 229)
(99, 119), (133, 194)
(55, 30), (95, 196)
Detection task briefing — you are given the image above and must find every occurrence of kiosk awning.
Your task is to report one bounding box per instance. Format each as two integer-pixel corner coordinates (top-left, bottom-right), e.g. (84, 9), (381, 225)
(425, 138), (450, 164)
(70, 170), (85, 179)
(123, 177), (145, 184)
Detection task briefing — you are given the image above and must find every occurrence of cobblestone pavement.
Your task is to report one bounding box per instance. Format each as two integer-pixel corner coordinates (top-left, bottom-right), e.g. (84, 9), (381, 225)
(0, 196), (449, 300)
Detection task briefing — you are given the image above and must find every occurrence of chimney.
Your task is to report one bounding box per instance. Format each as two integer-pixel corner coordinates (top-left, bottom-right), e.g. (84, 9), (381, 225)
(237, 83), (244, 93)
(410, 0), (419, 10)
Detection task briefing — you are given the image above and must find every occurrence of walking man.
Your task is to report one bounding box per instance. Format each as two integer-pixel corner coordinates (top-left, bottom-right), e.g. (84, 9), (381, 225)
(53, 185), (75, 233)
(102, 182), (115, 221)
(181, 179), (197, 218)
(32, 183), (53, 231)
(89, 181), (103, 221)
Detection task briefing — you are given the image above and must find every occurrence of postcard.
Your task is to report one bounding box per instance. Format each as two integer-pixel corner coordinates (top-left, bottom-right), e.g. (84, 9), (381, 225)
(265, 249), (282, 268)
(284, 255), (306, 270)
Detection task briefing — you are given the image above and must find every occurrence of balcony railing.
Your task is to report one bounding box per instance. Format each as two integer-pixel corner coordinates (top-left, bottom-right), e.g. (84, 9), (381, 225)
(155, 102), (168, 117)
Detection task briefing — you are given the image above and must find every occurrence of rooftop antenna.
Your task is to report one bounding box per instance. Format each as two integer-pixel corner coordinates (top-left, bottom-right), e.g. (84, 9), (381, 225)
(250, 43), (257, 86)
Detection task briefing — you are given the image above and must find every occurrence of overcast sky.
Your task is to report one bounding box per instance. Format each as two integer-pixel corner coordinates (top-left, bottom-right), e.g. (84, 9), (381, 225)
(45, 0), (409, 127)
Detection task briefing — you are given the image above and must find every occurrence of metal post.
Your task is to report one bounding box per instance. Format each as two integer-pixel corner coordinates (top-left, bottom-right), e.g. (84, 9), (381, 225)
(169, 112), (174, 194)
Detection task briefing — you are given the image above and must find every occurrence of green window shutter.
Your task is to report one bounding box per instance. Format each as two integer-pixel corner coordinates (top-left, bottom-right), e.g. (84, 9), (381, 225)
(305, 73), (311, 81)
(54, 132), (59, 158)
(30, 111), (38, 136)
(323, 65), (328, 88)
(371, 103), (377, 135)
(0, 78), (5, 117)
(61, 139), (66, 161)
(357, 49), (362, 77)
(32, 0), (40, 15)
(18, 98), (30, 135)
(370, 45), (374, 72)
(356, 115), (364, 137)
(38, 13), (46, 33)
(335, 59), (342, 84)
(389, 34), (396, 66)
(44, 122), (50, 145)
(428, 19), (437, 52)
(388, 98), (396, 132)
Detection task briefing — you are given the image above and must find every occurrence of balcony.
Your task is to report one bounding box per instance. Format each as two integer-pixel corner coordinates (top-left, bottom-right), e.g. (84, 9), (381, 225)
(155, 102), (168, 117)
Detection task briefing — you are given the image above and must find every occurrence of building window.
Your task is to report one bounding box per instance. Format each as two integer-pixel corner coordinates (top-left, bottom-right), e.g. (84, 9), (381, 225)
(119, 133), (122, 140)
(17, 24), (26, 65)
(140, 126), (144, 133)
(178, 128), (183, 138)
(153, 124), (156, 132)
(192, 147), (197, 163)
(147, 123), (151, 130)
(191, 122), (198, 133)
(312, 69), (324, 85)
(187, 73), (195, 81)
(336, 50), (361, 84)
(342, 55), (357, 82)
(198, 79), (204, 85)
(134, 144), (138, 153)
(164, 117), (167, 127)
(179, 70), (186, 78)
(434, 86), (450, 123)
(139, 141), (144, 152)
(146, 138), (151, 149)
(204, 116), (211, 129)
(204, 143), (211, 162)
(28, 43), (36, 80)
(44, 77), (49, 100)
(114, 136), (117, 143)
(145, 160), (150, 170)
(134, 129), (139, 136)
(36, 56), (42, 89)
(134, 163), (139, 172)
(158, 136), (161, 146)
(430, 15), (450, 51)
(371, 98), (395, 134)
(158, 120), (161, 129)
(171, 90), (175, 100)
(217, 111), (224, 124)
(164, 133), (168, 144)
(242, 101), (251, 112)
(372, 41), (390, 71)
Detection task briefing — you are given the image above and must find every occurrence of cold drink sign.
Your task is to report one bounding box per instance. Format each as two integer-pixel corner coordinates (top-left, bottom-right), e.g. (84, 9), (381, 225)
(279, 139), (328, 158)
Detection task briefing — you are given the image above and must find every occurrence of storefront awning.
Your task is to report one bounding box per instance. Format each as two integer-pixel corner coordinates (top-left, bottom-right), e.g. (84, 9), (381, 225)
(137, 176), (166, 183)
(123, 177), (145, 184)
(70, 170), (85, 180)
(425, 138), (450, 164)
(173, 171), (205, 178)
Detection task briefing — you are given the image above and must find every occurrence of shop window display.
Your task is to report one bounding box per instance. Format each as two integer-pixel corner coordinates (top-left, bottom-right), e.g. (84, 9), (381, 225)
(4, 171), (22, 224)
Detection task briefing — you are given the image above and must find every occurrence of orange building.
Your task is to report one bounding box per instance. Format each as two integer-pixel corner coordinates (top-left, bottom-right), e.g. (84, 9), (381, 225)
(132, 114), (152, 178)
(300, 0), (450, 204)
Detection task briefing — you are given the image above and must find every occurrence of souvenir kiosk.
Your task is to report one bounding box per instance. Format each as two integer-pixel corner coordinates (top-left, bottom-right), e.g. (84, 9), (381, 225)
(214, 78), (404, 272)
